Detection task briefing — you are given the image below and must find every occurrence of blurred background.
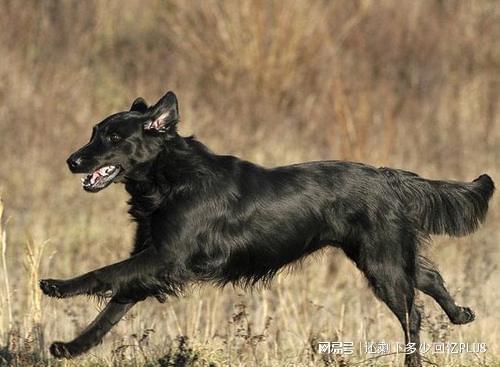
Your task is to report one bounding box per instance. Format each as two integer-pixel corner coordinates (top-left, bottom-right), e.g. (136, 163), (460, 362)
(0, 0), (498, 366)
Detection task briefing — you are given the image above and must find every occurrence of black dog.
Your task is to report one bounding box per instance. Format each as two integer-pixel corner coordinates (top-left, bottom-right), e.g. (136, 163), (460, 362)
(40, 91), (494, 367)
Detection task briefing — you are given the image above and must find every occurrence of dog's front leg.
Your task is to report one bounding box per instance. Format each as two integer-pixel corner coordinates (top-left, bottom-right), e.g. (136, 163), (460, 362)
(49, 295), (137, 358)
(40, 246), (164, 298)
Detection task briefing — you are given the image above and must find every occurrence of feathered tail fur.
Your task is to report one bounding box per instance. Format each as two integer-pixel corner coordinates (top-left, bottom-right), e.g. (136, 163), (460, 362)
(382, 168), (495, 236)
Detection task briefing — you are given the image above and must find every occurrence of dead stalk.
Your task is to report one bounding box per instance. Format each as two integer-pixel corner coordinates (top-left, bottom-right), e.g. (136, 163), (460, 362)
(24, 235), (45, 331)
(0, 196), (13, 330)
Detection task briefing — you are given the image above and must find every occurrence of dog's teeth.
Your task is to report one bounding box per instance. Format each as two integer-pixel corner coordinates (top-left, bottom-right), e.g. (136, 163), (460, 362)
(100, 166), (114, 175)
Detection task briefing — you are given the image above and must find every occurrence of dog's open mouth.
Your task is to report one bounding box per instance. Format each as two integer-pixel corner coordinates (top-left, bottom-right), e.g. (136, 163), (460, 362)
(81, 165), (121, 192)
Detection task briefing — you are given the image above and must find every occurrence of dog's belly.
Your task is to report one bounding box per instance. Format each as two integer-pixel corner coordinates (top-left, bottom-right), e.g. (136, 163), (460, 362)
(183, 211), (329, 284)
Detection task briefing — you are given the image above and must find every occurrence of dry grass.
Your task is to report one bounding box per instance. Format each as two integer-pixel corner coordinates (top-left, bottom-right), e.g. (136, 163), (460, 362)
(0, 0), (499, 366)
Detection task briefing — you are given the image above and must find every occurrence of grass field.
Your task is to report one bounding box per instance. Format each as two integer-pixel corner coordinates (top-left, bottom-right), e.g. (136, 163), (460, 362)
(0, 1), (498, 366)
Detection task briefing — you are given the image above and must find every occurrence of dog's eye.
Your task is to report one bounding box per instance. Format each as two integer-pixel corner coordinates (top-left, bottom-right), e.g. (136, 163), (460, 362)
(108, 133), (122, 144)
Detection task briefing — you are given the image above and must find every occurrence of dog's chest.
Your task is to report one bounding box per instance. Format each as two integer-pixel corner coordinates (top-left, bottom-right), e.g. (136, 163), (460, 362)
(126, 181), (166, 221)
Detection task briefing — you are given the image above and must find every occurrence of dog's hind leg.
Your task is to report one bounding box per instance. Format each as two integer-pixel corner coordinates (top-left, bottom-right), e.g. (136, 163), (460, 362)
(49, 295), (138, 358)
(416, 256), (475, 325)
(364, 262), (422, 367)
(40, 246), (165, 298)
(342, 227), (422, 367)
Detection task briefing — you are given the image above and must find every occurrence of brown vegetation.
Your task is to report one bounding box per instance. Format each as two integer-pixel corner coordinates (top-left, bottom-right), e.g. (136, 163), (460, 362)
(0, 0), (498, 366)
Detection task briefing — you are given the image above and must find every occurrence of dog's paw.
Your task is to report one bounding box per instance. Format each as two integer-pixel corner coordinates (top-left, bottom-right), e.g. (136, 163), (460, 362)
(155, 293), (167, 303)
(451, 306), (475, 325)
(40, 279), (67, 298)
(50, 340), (98, 358)
(50, 342), (74, 359)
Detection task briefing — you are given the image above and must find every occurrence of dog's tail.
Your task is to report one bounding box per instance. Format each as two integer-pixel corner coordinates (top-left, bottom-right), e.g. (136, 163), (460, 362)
(382, 168), (495, 236)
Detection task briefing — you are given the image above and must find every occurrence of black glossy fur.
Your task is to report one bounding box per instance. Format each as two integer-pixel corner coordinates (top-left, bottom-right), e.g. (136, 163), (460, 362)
(40, 91), (495, 367)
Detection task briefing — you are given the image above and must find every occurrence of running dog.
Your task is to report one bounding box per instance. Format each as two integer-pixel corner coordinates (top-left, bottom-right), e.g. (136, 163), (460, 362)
(40, 91), (495, 367)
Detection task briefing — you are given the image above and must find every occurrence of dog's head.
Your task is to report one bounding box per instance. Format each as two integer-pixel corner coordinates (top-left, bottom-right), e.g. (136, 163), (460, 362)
(67, 91), (179, 192)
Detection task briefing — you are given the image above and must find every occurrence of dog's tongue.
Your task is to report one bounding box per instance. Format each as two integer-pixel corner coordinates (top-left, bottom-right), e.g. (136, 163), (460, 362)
(89, 171), (102, 185)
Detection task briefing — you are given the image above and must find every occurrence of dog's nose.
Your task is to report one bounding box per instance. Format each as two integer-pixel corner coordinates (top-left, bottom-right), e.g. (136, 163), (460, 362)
(67, 156), (83, 171)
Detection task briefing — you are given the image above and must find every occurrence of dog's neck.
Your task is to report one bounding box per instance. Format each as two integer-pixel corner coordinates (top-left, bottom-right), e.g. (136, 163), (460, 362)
(127, 135), (216, 185)
(124, 135), (219, 219)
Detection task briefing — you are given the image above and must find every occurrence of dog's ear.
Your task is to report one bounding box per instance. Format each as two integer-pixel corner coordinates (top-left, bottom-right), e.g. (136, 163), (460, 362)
(130, 97), (149, 113)
(143, 91), (179, 133)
